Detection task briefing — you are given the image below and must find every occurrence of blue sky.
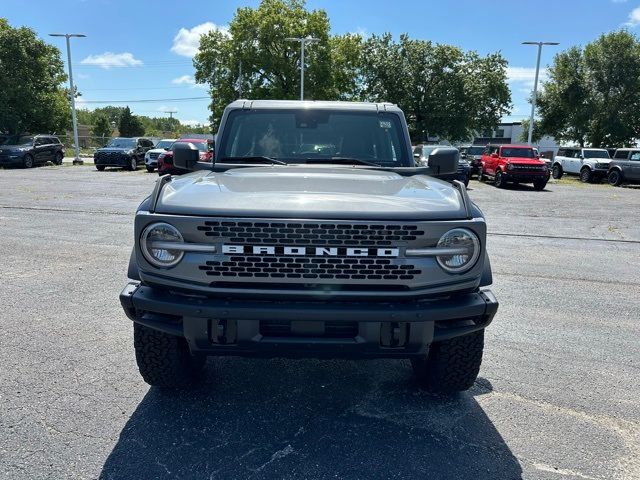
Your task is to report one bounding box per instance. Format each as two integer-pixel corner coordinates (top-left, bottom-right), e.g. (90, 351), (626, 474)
(3, 0), (640, 126)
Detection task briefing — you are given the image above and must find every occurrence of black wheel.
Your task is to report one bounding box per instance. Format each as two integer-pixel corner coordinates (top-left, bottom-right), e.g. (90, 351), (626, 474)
(580, 168), (592, 183)
(478, 165), (486, 182)
(54, 152), (63, 165)
(23, 154), (34, 168)
(608, 169), (622, 186)
(126, 156), (137, 171)
(494, 170), (506, 188)
(533, 179), (547, 191)
(146, 166), (155, 173)
(552, 164), (563, 179)
(96, 165), (106, 171)
(133, 323), (206, 388)
(411, 330), (484, 393)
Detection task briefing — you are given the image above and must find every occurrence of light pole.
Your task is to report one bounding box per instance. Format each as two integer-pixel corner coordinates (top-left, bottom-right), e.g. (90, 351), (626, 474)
(285, 36), (319, 100)
(50, 33), (86, 165)
(522, 41), (559, 146)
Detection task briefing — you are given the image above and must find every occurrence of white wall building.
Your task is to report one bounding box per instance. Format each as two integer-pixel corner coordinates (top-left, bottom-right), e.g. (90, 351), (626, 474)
(472, 122), (559, 157)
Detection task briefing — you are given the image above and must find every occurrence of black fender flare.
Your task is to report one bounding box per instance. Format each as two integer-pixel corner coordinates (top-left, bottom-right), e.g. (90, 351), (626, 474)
(480, 251), (493, 287)
(127, 248), (141, 280)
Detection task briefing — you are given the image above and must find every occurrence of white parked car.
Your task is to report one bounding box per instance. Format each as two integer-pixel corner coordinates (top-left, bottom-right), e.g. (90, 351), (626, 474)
(551, 147), (611, 183)
(144, 139), (176, 172)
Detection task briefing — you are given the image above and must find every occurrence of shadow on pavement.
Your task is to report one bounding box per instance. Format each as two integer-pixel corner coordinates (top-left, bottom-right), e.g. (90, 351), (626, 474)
(100, 358), (522, 480)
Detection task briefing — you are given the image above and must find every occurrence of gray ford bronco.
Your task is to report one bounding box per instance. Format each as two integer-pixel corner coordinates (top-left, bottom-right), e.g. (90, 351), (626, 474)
(120, 100), (498, 393)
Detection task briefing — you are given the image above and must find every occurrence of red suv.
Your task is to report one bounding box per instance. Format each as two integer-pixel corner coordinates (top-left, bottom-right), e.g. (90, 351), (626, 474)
(479, 144), (549, 190)
(157, 138), (213, 176)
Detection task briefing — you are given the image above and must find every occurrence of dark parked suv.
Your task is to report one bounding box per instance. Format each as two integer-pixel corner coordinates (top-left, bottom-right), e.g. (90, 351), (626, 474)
(608, 148), (640, 186)
(94, 137), (155, 171)
(0, 134), (65, 168)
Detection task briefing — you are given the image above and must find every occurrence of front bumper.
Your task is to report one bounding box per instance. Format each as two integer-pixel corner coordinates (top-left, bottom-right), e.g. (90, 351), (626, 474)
(0, 154), (24, 165)
(503, 171), (549, 183)
(94, 154), (132, 167)
(120, 282), (498, 358)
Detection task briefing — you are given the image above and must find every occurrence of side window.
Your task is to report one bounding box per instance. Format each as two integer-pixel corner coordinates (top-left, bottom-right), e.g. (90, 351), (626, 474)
(413, 146), (422, 157)
(557, 148), (566, 157)
(48, 137), (58, 145)
(35, 137), (45, 146)
(614, 150), (628, 159)
(573, 150), (581, 158)
(491, 146), (499, 155)
(630, 152), (640, 161)
(145, 140), (153, 148)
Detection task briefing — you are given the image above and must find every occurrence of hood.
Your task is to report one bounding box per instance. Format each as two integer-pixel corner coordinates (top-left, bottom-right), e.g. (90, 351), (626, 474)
(147, 147), (169, 155)
(154, 166), (468, 220)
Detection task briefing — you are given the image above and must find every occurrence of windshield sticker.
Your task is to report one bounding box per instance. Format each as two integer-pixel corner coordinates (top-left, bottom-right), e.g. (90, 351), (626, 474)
(379, 120), (392, 129)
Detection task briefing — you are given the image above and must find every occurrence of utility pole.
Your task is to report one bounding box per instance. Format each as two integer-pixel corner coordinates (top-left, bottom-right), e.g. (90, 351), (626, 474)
(285, 36), (319, 100)
(522, 41), (559, 146)
(164, 109), (177, 119)
(50, 33), (86, 165)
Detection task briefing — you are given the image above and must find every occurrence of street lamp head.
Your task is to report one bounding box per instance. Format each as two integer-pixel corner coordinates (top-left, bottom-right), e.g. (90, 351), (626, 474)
(49, 33), (86, 38)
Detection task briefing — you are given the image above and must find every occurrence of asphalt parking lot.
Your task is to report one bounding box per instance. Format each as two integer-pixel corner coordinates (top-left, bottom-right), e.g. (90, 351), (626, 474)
(1, 165), (639, 480)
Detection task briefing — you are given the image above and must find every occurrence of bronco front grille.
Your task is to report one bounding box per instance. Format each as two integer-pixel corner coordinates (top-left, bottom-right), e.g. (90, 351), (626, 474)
(199, 256), (421, 280)
(197, 221), (425, 246)
(510, 164), (545, 172)
(149, 152), (160, 160)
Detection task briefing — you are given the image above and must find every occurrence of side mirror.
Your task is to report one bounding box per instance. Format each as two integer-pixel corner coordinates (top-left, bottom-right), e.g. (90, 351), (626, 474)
(491, 152), (498, 159)
(579, 155), (584, 160)
(427, 147), (458, 175)
(413, 152), (420, 159)
(173, 142), (200, 171)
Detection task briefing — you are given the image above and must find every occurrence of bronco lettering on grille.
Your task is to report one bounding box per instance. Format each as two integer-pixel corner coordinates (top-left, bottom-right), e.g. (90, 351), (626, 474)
(222, 245), (400, 257)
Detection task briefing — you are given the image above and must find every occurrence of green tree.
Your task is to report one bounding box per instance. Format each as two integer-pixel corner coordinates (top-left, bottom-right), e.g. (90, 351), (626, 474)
(361, 34), (511, 141)
(118, 106), (145, 137)
(537, 31), (640, 147)
(92, 114), (112, 145)
(0, 18), (70, 134)
(194, 0), (362, 128)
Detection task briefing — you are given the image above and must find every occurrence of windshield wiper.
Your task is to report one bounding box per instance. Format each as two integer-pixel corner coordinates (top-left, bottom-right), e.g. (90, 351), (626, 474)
(218, 156), (287, 165)
(304, 157), (381, 167)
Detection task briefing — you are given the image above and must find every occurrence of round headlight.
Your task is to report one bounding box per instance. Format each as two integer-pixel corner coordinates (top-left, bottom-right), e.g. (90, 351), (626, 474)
(436, 228), (480, 273)
(140, 222), (184, 268)
(506, 162), (513, 171)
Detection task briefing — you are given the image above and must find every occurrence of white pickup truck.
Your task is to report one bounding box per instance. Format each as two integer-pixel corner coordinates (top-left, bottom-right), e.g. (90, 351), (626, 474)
(551, 147), (611, 183)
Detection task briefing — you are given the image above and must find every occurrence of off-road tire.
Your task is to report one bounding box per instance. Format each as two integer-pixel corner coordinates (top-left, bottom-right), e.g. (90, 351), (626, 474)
(478, 166), (486, 182)
(126, 156), (137, 171)
(133, 323), (205, 388)
(608, 169), (622, 186)
(552, 164), (563, 179)
(411, 330), (484, 393)
(494, 170), (506, 188)
(23, 154), (34, 168)
(96, 165), (106, 171)
(533, 179), (547, 191)
(54, 152), (63, 165)
(146, 166), (155, 173)
(580, 168), (592, 183)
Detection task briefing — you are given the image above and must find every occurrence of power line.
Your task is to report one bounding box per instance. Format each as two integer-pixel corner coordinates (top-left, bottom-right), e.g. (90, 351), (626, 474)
(80, 96), (209, 104)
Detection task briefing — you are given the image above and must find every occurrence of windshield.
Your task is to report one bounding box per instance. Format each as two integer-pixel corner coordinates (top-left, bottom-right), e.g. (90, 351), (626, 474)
(154, 140), (174, 150)
(176, 141), (207, 152)
(219, 109), (409, 167)
(106, 138), (136, 148)
(3, 135), (34, 146)
(501, 147), (535, 158)
(583, 149), (610, 159)
(467, 146), (484, 155)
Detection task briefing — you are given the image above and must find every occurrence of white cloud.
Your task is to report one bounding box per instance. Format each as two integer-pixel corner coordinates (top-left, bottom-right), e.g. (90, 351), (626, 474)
(506, 66), (549, 90)
(80, 52), (143, 69)
(172, 75), (196, 85)
(77, 73), (90, 80)
(612, 0), (628, 3)
(626, 6), (640, 26)
(171, 22), (229, 57)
